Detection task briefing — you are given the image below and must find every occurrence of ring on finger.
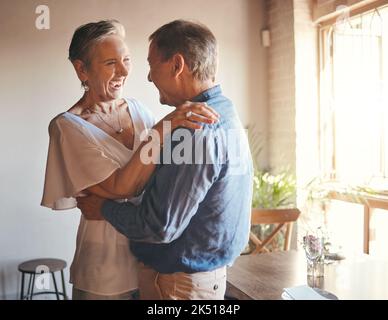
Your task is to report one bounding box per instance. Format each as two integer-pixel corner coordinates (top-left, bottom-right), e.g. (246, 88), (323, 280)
(185, 111), (193, 118)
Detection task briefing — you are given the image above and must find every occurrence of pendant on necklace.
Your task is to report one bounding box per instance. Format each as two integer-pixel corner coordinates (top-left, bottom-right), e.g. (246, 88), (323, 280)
(117, 128), (124, 134)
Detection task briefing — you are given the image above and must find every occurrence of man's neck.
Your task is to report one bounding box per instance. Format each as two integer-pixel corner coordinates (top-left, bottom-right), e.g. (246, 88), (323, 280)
(190, 80), (215, 99)
(177, 79), (215, 105)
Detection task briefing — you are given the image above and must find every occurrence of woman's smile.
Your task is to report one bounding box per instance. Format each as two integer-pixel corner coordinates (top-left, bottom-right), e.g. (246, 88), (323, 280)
(109, 80), (124, 91)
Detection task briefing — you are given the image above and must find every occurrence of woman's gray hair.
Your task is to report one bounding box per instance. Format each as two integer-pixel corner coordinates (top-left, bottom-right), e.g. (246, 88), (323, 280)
(149, 20), (218, 82)
(68, 19), (125, 67)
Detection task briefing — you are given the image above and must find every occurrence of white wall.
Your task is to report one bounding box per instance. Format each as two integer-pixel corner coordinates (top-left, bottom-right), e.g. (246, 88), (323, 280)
(0, 0), (267, 299)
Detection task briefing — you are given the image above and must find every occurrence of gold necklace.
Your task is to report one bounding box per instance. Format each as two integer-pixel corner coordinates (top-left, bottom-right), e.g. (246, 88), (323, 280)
(89, 108), (123, 134)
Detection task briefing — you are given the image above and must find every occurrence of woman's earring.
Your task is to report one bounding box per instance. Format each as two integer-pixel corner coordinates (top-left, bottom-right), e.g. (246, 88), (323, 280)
(82, 81), (89, 92)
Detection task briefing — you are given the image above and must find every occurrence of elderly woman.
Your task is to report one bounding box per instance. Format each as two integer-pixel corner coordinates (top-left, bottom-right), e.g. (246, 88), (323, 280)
(41, 20), (218, 300)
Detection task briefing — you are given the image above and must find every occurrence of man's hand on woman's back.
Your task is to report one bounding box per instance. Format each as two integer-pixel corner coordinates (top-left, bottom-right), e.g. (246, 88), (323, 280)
(76, 194), (106, 220)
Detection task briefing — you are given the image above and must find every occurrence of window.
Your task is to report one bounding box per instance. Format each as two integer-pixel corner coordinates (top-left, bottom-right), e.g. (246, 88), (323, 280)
(317, 5), (388, 257)
(319, 5), (388, 187)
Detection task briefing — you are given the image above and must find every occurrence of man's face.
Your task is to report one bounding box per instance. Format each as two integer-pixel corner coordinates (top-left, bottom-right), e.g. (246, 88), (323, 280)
(147, 41), (178, 106)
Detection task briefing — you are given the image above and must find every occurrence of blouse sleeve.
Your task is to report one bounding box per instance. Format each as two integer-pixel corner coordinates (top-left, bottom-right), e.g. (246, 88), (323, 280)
(41, 115), (121, 210)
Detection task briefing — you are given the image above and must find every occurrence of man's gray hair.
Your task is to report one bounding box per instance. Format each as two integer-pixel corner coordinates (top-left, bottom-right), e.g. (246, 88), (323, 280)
(149, 20), (218, 81)
(68, 19), (125, 67)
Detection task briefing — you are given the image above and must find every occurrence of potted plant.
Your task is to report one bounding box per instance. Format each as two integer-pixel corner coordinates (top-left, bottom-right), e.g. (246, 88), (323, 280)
(247, 169), (297, 253)
(246, 124), (297, 252)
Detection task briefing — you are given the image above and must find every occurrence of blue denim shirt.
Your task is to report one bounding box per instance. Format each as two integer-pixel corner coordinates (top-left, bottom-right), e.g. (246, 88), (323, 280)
(102, 85), (253, 273)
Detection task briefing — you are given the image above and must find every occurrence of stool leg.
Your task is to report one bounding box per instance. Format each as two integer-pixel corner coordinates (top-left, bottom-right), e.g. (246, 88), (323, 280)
(30, 274), (36, 300)
(20, 272), (25, 300)
(60, 270), (67, 300)
(26, 274), (33, 300)
(51, 272), (60, 300)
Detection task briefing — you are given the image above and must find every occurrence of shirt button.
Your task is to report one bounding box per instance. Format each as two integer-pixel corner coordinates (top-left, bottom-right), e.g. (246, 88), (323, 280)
(213, 284), (218, 290)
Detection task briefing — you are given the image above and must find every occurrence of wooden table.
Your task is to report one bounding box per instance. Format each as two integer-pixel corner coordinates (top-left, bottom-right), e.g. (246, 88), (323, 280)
(328, 190), (388, 254)
(226, 250), (388, 300)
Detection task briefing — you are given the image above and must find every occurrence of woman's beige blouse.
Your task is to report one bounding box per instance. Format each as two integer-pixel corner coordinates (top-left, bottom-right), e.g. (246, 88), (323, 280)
(41, 98), (155, 295)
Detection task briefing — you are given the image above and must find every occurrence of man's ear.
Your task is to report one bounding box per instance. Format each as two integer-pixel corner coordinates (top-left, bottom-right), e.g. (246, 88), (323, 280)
(72, 59), (89, 82)
(171, 54), (185, 78)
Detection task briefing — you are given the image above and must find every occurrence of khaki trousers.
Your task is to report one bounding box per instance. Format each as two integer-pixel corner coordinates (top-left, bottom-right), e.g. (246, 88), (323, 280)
(138, 263), (226, 300)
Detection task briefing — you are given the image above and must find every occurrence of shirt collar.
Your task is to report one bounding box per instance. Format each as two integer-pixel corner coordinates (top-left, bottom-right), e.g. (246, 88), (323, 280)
(191, 85), (222, 103)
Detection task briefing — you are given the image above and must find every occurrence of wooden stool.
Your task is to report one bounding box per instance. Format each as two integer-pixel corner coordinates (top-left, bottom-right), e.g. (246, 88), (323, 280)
(18, 258), (68, 300)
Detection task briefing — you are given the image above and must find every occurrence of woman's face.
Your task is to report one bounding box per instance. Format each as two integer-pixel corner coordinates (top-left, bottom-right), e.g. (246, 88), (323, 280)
(85, 34), (131, 102)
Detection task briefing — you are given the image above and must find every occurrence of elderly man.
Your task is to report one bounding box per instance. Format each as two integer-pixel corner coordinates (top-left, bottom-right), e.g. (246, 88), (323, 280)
(77, 19), (253, 300)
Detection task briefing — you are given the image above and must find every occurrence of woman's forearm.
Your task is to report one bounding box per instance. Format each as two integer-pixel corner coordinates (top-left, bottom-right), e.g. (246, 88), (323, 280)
(90, 131), (160, 199)
(111, 138), (157, 197)
(86, 183), (127, 200)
